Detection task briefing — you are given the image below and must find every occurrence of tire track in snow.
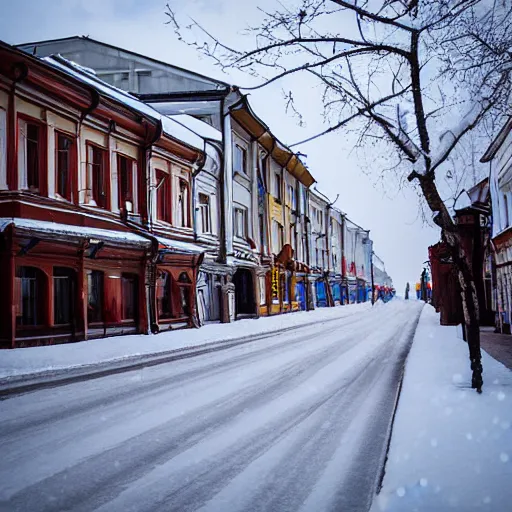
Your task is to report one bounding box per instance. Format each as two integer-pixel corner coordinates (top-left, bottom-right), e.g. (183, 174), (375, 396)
(0, 301), (423, 512)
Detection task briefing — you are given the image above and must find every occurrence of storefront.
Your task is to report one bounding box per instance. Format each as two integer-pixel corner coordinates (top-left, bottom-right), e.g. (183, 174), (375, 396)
(153, 237), (204, 331)
(0, 219), (151, 348)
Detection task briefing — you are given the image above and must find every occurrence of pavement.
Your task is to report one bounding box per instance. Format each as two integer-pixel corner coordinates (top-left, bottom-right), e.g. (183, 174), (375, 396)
(0, 300), (423, 512)
(480, 327), (512, 370)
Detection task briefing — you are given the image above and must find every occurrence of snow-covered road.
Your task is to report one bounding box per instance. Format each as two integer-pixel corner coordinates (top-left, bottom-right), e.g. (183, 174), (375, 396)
(0, 300), (423, 512)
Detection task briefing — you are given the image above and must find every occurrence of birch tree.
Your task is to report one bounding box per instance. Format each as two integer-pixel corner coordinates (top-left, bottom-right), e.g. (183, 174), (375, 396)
(166, 0), (512, 392)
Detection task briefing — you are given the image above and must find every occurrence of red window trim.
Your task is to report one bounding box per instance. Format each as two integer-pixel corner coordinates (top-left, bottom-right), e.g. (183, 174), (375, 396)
(17, 113), (48, 197)
(54, 130), (78, 203)
(178, 177), (191, 228)
(86, 141), (111, 210)
(117, 153), (135, 212)
(156, 169), (171, 223)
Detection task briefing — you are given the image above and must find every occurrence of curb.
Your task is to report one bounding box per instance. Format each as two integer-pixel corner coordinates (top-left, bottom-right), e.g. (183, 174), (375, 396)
(0, 308), (364, 398)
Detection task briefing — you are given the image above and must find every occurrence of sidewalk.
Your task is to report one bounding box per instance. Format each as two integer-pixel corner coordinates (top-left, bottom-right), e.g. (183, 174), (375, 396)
(0, 302), (371, 386)
(371, 306), (512, 512)
(480, 327), (512, 370)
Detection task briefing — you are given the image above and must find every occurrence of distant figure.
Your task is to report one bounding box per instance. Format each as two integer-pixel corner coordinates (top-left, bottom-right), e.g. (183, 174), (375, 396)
(405, 282), (410, 300)
(415, 281), (421, 300)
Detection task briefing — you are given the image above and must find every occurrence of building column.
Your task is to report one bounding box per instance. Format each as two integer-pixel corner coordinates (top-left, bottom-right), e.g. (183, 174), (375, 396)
(223, 112), (234, 258)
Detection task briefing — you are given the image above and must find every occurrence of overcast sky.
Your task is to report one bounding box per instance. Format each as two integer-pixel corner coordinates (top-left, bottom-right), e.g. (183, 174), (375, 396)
(0, 0), (458, 292)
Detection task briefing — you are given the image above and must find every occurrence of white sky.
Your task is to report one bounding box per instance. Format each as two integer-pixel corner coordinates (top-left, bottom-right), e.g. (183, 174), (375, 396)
(0, 0), (452, 292)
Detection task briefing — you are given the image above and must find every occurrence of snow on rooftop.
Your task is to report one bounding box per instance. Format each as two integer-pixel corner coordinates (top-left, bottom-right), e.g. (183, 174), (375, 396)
(168, 114), (222, 143)
(0, 218), (151, 246)
(42, 55), (205, 152)
(156, 235), (204, 255)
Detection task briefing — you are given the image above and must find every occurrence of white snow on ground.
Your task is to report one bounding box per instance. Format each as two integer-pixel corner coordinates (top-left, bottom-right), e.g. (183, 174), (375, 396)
(0, 302), (371, 380)
(0, 300), (422, 512)
(372, 305), (512, 512)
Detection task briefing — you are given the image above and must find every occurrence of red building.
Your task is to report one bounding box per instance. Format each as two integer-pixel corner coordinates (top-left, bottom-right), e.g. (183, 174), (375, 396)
(0, 41), (205, 348)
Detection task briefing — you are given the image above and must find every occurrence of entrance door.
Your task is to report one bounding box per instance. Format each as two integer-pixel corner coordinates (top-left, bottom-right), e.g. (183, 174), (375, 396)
(316, 281), (327, 307)
(296, 281), (307, 311)
(233, 268), (255, 317)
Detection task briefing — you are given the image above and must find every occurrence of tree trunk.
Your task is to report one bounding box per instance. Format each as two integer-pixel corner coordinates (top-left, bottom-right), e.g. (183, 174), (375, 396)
(447, 231), (483, 393)
(415, 172), (483, 393)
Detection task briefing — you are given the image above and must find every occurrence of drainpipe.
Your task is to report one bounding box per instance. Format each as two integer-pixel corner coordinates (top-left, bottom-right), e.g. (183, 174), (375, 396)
(134, 119), (163, 334)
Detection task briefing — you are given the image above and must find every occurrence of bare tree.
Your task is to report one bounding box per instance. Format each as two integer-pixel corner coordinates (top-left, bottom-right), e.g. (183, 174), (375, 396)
(166, 0), (512, 392)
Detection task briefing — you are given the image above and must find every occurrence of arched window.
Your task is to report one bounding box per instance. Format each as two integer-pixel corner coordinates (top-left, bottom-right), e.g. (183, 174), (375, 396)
(156, 271), (172, 319)
(15, 266), (45, 326)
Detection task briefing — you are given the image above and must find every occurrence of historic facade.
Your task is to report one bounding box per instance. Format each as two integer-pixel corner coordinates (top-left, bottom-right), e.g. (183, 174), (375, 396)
(0, 36), (395, 348)
(483, 117), (512, 332)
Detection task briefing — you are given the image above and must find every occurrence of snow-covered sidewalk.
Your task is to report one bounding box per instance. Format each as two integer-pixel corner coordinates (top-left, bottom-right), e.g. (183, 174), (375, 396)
(372, 305), (512, 512)
(0, 302), (371, 381)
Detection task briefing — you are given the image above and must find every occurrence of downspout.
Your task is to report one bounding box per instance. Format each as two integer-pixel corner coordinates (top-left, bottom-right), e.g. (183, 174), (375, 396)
(141, 119), (163, 334)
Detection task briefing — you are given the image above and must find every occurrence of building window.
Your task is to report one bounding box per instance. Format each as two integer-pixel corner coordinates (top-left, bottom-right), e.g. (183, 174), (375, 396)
(259, 213), (266, 252)
(234, 207), (247, 238)
(178, 272), (192, 317)
(137, 70), (152, 91)
(272, 220), (284, 254)
(504, 193), (509, 228)
(274, 173), (282, 202)
(53, 267), (75, 325)
(288, 184), (297, 209)
(87, 144), (108, 208)
(290, 224), (296, 251)
(234, 144), (247, 175)
(18, 118), (46, 193)
(156, 170), (170, 223)
(87, 270), (104, 324)
(121, 273), (138, 321)
(198, 193), (211, 233)
(316, 248), (320, 267)
(317, 209), (323, 229)
(156, 271), (172, 320)
(118, 155), (134, 212)
(178, 179), (190, 228)
(55, 132), (74, 201)
(15, 267), (45, 326)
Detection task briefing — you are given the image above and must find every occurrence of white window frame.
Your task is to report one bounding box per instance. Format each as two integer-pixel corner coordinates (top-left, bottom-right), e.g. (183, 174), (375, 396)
(233, 144), (247, 175)
(198, 193), (212, 234)
(234, 206), (247, 239)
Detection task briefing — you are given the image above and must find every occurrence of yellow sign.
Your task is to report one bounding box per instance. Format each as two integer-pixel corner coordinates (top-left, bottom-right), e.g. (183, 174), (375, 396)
(271, 267), (280, 299)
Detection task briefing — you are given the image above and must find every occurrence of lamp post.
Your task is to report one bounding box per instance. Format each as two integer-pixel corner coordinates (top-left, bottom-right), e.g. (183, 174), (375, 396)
(371, 250), (375, 306)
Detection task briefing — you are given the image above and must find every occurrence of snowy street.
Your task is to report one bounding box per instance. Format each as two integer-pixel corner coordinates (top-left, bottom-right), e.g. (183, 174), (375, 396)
(0, 301), (423, 512)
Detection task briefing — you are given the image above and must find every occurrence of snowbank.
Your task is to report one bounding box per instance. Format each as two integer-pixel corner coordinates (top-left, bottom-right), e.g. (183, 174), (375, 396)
(372, 305), (512, 512)
(0, 303), (371, 381)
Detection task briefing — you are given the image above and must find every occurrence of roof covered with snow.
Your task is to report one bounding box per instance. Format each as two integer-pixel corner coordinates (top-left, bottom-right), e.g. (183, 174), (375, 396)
(42, 55), (206, 152)
(0, 218), (151, 247)
(156, 236), (205, 255)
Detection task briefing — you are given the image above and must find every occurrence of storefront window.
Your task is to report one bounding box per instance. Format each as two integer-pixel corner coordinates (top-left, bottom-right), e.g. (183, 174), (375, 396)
(16, 266), (45, 326)
(121, 273), (138, 321)
(53, 267), (75, 325)
(87, 270), (104, 324)
(157, 271), (172, 319)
